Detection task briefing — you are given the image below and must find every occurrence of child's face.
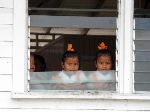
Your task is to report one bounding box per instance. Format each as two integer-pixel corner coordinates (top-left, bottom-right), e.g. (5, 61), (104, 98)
(96, 55), (112, 70)
(62, 57), (79, 71)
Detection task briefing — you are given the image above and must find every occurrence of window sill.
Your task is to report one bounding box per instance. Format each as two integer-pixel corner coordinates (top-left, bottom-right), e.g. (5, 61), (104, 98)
(11, 91), (150, 100)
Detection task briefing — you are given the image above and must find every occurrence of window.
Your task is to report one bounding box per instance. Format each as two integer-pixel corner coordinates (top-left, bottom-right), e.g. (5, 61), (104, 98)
(13, 0), (150, 99)
(134, 0), (150, 92)
(28, 0), (118, 92)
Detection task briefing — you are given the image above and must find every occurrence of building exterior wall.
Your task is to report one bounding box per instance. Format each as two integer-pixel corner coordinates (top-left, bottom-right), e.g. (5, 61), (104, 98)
(0, 0), (150, 112)
(0, 0), (13, 92)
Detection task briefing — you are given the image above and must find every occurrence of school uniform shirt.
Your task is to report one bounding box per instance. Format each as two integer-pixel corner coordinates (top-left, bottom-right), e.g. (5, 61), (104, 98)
(54, 71), (88, 84)
(87, 70), (116, 90)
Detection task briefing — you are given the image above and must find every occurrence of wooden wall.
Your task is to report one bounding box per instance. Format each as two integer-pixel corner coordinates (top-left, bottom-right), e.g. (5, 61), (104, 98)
(0, 0), (13, 92)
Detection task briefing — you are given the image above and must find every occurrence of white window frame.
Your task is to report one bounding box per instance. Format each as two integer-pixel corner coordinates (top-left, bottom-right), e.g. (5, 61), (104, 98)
(12, 0), (150, 99)
(12, 0), (28, 93)
(119, 0), (134, 94)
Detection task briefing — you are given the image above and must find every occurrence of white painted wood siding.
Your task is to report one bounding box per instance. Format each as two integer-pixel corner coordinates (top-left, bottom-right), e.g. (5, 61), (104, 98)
(0, 0), (13, 8)
(0, 1), (13, 101)
(0, 93), (150, 111)
(0, 0), (150, 112)
(0, 2), (13, 112)
(0, 3), (13, 74)
(0, 25), (13, 41)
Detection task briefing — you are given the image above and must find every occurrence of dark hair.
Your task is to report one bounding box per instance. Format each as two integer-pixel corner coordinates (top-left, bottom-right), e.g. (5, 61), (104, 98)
(62, 51), (79, 63)
(95, 49), (113, 63)
(31, 53), (46, 72)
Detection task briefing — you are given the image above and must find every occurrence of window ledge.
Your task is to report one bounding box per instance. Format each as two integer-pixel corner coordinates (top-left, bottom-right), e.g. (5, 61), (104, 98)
(11, 91), (150, 100)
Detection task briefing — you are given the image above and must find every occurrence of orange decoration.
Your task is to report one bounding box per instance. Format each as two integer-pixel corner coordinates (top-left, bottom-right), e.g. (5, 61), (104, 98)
(98, 42), (108, 50)
(67, 43), (75, 51)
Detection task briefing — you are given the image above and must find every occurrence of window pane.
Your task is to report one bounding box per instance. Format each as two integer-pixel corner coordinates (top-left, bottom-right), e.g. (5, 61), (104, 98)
(135, 30), (150, 40)
(134, 0), (150, 92)
(29, 0), (117, 17)
(135, 51), (150, 61)
(134, 62), (150, 71)
(28, 0), (118, 92)
(135, 83), (150, 91)
(134, 40), (150, 50)
(135, 72), (150, 82)
(30, 71), (116, 91)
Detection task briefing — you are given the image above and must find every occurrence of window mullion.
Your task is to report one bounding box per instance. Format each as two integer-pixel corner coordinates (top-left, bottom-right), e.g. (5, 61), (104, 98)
(117, 0), (125, 93)
(123, 0), (134, 94)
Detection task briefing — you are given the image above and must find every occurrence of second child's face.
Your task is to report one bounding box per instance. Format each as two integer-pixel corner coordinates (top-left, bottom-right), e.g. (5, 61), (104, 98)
(96, 55), (112, 71)
(62, 57), (79, 71)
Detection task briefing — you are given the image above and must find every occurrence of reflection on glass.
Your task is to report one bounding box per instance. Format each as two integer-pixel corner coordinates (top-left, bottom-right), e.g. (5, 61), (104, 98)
(30, 71), (116, 91)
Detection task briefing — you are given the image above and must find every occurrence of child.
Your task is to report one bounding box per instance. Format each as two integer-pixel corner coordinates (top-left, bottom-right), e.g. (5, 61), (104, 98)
(95, 49), (112, 71)
(30, 53), (46, 72)
(88, 42), (115, 90)
(52, 44), (87, 90)
(30, 53), (35, 72)
(61, 50), (79, 72)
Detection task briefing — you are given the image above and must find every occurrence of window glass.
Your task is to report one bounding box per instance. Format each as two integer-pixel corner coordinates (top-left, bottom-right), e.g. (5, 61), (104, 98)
(134, 0), (150, 91)
(30, 71), (116, 91)
(29, 0), (117, 17)
(28, 0), (118, 92)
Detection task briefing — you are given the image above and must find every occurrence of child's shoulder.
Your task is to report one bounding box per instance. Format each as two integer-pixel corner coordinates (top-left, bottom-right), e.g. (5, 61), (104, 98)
(76, 71), (88, 82)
